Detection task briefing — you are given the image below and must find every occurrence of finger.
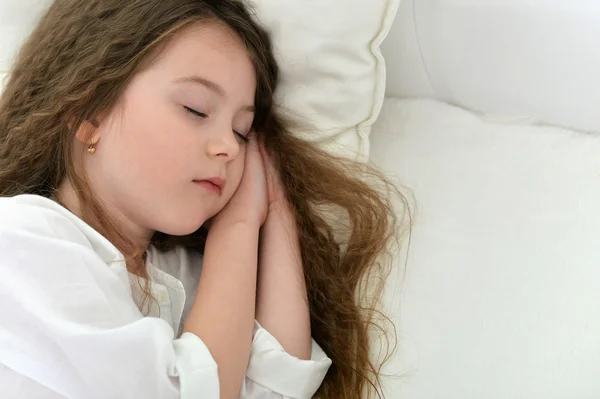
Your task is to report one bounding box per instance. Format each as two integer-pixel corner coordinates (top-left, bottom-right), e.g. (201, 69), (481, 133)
(244, 141), (265, 179)
(246, 130), (259, 148)
(244, 135), (259, 162)
(256, 135), (266, 153)
(263, 150), (279, 181)
(255, 138), (274, 169)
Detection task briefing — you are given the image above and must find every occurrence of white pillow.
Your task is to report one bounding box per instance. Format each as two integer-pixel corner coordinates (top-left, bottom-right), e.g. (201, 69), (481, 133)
(252, 0), (400, 161)
(0, 0), (400, 161)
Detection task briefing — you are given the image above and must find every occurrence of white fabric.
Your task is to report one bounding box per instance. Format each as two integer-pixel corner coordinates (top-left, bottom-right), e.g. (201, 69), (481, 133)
(0, 194), (331, 399)
(237, 0), (400, 160)
(372, 97), (600, 399)
(382, 0), (600, 135)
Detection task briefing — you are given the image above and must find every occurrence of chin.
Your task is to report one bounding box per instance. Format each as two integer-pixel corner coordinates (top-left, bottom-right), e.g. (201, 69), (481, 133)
(154, 211), (209, 237)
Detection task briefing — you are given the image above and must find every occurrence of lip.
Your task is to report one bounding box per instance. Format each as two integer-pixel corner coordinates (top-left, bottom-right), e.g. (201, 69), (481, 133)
(193, 177), (225, 195)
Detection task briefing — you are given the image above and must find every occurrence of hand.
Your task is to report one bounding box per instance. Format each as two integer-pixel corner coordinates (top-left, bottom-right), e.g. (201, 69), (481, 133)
(259, 142), (291, 216)
(213, 134), (268, 228)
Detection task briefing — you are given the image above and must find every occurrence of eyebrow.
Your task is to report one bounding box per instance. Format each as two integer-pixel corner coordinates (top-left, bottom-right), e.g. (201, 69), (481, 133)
(176, 76), (255, 113)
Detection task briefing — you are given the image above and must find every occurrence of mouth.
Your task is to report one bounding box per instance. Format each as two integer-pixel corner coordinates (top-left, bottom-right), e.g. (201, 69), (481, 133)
(193, 177), (225, 196)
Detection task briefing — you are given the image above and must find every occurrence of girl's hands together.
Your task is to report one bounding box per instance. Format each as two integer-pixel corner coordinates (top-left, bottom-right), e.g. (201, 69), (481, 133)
(213, 134), (291, 229)
(213, 134), (268, 228)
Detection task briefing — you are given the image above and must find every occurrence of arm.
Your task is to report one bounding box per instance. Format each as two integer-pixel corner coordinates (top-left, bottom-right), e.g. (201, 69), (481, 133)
(183, 219), (259, 399)
(256, 204), (311, 360)
(235, 145), (331, 399)
(183, 138), (267, 399)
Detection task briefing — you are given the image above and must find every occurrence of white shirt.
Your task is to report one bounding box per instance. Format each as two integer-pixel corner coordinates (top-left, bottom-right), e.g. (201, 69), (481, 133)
(0, 195), (331, 399)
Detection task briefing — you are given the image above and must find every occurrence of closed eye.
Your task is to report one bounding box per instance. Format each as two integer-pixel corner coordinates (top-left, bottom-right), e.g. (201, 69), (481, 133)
(184, 106), (207, 118)
(234, 130), (250, 143)
(184, 106), (249, 144)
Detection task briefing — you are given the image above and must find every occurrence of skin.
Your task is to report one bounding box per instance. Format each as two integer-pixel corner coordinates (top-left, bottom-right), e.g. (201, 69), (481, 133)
(57, 21), (311, 398)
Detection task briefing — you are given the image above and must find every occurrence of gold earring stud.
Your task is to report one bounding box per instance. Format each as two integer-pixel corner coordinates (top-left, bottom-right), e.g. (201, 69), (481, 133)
(87, 144), (96, 154)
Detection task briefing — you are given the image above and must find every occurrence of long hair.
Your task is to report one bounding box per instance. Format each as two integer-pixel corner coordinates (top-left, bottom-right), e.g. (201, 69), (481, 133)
(0, 0), (412, 397)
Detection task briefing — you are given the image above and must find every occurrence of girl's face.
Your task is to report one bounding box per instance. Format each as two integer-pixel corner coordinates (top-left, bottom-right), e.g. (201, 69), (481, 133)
(78, 21), (256, 241)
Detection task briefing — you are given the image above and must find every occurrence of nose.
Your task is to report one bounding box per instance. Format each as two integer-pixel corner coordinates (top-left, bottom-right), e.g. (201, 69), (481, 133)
(205, 125), (240, 161)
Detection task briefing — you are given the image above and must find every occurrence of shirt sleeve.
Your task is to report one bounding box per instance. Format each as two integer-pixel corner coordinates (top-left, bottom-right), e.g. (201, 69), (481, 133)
(0, 227), (219, 399)
(240, 321), (332, 399)
(153, 245), (333, 399)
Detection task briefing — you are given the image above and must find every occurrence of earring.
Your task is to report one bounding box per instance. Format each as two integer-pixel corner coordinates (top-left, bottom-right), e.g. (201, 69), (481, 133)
(87, 144), (96, 154)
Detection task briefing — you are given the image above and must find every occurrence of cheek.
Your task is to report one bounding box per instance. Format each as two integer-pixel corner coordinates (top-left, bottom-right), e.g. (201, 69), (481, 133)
(105, 105), (194, 182)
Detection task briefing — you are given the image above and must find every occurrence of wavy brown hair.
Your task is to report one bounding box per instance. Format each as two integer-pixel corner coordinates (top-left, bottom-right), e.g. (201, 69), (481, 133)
(0, 0), (411, 397)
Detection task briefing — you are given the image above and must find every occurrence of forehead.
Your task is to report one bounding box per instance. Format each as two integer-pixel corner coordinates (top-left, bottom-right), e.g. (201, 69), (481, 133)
(159, 21), (253, 76)
(171, 20), (247, 55)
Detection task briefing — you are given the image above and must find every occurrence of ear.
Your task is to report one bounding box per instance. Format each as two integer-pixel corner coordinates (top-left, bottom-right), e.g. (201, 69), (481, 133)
(73, 119), (101, 146)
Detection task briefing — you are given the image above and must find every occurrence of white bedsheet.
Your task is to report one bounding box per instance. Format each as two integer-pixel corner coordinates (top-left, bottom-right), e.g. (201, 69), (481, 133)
(371, 98), (600, 399)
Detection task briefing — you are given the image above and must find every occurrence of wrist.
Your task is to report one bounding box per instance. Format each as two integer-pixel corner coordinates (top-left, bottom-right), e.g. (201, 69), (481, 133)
(205, 216), (261, 263)
(212, 211), (262, 231)
(261, 204), (299, 251)
(267, 200), (295, 221)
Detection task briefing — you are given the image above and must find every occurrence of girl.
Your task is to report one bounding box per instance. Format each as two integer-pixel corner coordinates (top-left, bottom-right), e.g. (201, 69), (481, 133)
(0, 0), (407, 398)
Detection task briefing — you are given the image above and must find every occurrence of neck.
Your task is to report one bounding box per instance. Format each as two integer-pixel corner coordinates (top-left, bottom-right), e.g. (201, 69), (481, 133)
(55, 179), (153, 254)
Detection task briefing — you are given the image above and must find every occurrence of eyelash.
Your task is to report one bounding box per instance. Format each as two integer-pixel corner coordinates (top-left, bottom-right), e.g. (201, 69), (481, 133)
(184, 106), (250, 143)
